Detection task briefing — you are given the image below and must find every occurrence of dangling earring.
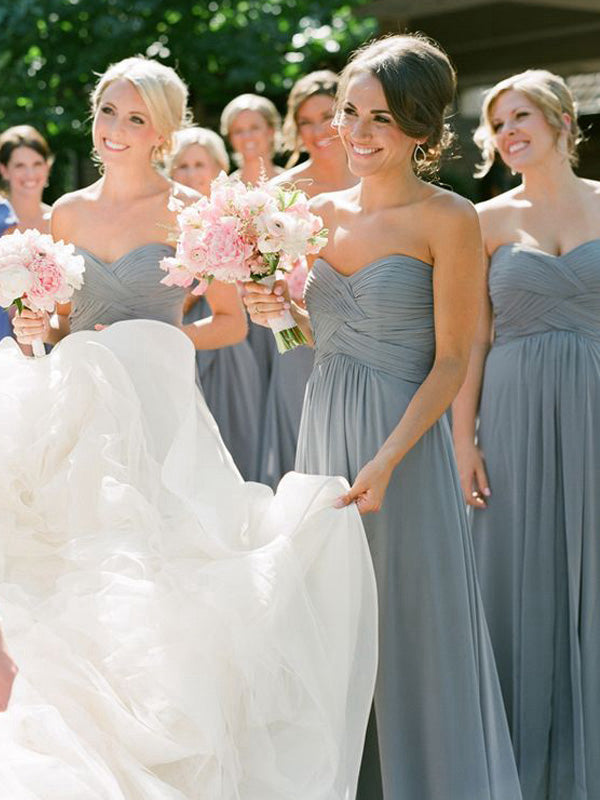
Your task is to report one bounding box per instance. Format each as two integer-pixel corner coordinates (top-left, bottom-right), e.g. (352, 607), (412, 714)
(413, 144), (427, 165)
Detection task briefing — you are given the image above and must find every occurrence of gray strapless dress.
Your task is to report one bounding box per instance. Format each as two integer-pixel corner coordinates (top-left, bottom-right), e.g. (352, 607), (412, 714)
(258, 345), (314, 489)
(296, 256), (522, 800)
(473, 241), (600, 800)
(70, 244), (186, 332)
(183, 295), (262, 481)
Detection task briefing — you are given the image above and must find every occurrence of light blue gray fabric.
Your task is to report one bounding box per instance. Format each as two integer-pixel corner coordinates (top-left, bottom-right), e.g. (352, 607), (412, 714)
(296, 255), (522, 800)
(473, 241), (600, 800)
(259, 345), (314, 489)
(183, 295), (262, 481)
(70, 244), (186, 332)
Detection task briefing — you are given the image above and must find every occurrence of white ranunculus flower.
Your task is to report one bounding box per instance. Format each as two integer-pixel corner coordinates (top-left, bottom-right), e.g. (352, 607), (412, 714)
(0, 262), (33, 307)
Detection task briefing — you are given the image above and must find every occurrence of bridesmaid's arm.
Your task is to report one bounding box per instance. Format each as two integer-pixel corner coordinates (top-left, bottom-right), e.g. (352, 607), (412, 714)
(452, 280), (493, 508)
(46, 202), (73, 344)
(180, 280), (247, 349)
(337, 196), (485, 515)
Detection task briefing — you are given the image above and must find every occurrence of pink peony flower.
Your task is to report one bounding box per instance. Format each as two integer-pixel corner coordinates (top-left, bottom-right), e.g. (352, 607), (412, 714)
(0, 229), (84, 312)
(159, 256), (196, 288)
(286, 258), (309, 302)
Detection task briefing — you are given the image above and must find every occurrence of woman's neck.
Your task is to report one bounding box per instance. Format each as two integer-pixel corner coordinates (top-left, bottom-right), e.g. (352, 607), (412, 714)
(357, 162), (426, 213)
(307, 150), (356, 192)
(9, 193), (49, 233)
(520, 156), (578, 201)
(239, 157), (278, 185)
(99, 163), (169, 203)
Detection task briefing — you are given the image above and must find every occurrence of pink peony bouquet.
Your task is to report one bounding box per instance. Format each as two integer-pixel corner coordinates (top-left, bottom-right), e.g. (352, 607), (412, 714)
(160, 173), (327, 352)
(0, 229), (85, 356)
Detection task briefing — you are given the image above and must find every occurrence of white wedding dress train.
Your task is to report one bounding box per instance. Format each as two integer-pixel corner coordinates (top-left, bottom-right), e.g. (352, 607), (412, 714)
(0, 320), (377, 800)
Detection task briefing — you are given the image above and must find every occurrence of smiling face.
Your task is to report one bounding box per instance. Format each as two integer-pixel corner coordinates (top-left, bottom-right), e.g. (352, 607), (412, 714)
(0, 145), (50, 200)
(490, 89), (563, 173)
(92, 79), (164, 167)
(228, 109), (273, 162)
(296, 94), (341, 159)
(336, 71), (420, 178)
(170, 143), (220, 196)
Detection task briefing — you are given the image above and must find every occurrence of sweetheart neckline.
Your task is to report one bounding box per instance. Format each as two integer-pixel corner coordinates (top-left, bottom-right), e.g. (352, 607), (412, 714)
(74, 242), (174, 266)
(315, 253), (433, 279)
(490, 239), (600, 261)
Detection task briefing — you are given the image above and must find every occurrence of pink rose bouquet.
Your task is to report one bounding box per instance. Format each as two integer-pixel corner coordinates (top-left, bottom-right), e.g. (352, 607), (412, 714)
(0, 229), (85, 356)
(160, 173), (327, 353)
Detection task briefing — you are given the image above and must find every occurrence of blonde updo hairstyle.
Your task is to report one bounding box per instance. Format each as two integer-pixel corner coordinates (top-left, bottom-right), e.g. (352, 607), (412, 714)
(474, 69), (582, 177)
(335, 34), (457, 177)
(91, 56), (191, 166)
(169, 126), (230, 174)
(220, 93), (282, 165)
(282, 70), (339, 167)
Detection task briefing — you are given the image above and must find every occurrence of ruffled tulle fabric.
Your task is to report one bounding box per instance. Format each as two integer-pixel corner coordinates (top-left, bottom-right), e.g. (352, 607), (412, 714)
(0, 320), (377, 800)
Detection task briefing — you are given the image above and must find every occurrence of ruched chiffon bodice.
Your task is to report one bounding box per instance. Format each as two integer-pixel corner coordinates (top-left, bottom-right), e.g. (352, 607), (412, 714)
(474, 241), (600, 800)
(297, 255), (521, 800)
(489, 241), (600, 345)
(70, 243), (186, 332)
(307, 255), (435, 383)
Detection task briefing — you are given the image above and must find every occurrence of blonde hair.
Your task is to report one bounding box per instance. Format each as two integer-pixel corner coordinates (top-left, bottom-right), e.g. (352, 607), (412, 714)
(336, 34), (456, 177)
(474, 69), (582, 177)
(220, 93), (281, 162)
(282, 70), (338, 167)
(169, 127), (230, 174)
(91, 55), (191, 164)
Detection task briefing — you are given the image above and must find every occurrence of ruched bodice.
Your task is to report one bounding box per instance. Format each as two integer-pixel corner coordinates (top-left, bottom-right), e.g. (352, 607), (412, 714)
(70, 243), (186, 332)
(489, 241), (600, 345)
(306, 256), (434, 383)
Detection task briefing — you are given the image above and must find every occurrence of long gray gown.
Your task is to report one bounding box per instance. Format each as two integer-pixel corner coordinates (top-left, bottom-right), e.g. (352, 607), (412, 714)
(183, 295), (262, 481)
(258, 345), (314, 489)
(296, 255), (522, 800)
(472, 241), (600, 800)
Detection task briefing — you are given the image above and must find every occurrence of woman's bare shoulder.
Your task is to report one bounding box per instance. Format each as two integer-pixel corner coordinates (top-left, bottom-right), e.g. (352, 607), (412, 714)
(51, 183), (102, 236)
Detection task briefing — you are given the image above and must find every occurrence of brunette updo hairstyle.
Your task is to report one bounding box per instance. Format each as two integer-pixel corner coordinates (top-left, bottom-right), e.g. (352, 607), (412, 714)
(91, 56), (191, 166)
(336, 33), (456, 176)
(282, 70), (339, 167)
(474, 69), (582, 177)
(0, 125), (54, 174)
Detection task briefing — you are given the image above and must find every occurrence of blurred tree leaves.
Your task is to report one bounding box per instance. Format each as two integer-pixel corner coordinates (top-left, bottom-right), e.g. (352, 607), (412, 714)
(0, 0), (377, 195)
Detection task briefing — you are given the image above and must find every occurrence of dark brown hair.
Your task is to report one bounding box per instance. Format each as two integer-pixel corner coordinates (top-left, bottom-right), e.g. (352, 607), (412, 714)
(336, 33), (456, 176)
(0, 125), (53, 168)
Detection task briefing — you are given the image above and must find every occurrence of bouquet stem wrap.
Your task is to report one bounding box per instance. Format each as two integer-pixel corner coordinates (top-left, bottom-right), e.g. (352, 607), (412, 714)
(31, 338), (45, 358)
(256, 274), (307, 353)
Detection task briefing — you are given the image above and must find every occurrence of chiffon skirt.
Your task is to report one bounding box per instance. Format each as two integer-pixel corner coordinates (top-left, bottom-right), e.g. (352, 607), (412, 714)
(0, 320), (377, 800)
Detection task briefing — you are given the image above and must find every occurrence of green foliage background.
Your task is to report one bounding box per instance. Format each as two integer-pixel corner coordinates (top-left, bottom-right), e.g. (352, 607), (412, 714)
(0, 0), (377, 197)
